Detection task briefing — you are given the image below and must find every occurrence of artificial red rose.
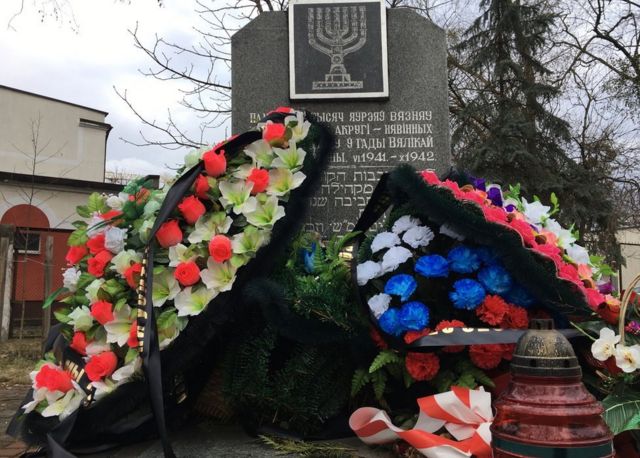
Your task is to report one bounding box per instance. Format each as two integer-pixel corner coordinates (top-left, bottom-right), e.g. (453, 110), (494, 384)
(70, 332), (88, 355)
(209, 235), (232, 263)
(597, 301), (620, 325)
(476, 295), (508, 326)
(404, 328), (432, 345)
(194, 174), (210, 199)
(247, 168), (269, 195)
(86, 233), (106, 255)
(65, 245), (88, 265)
(263, 121), (287, 146)
(156, 220), (183, 248)
(34, 365), (73, 393)
(509, 219), (536, 247)
(124, 263), (143, 289)
(178, 196), (206, 225)
(129, 188), (151, 205)
(469, 344), (504, 369)
(87, 250), (113, 277)
(501, 304), (529, 329)
(435, 319), (466, 353)
(420, 170), (440, 185)
(174, 261), (201, 286)
(370, 327), (388, 350)
(203, 148), (227, 177)
(90, 300), (114, 325)
(268, 106), (294, 115)
(100, 210), (123, 222)
(482, 205), (508, 224)
(405, 352), (440, 381)
(85, 351), (118, 382)
(127, 321), (138, 349)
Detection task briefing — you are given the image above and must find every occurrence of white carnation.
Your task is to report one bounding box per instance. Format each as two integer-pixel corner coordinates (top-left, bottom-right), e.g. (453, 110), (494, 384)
(381, 246), (413, 273)
(368, 293), (391, 319)
(392, 215), (421, 235)
(402, 225), (434, 249)
(62, 267), (81, 292)
(104, 226), (127, 254)
(371, 232), (401, 254)
(357, 261), (382, 286)
(439, 223), (465, 241)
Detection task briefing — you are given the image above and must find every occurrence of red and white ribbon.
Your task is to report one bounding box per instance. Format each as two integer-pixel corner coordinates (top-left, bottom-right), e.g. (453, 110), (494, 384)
(349, 386), (492, 458)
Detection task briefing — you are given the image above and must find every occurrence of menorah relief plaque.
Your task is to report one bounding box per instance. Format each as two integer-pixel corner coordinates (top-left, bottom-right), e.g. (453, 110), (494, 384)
(289, 0), (388, 99)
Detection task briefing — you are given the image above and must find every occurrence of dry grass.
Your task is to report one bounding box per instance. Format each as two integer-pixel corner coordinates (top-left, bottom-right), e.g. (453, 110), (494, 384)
(0, 339), (41, 385)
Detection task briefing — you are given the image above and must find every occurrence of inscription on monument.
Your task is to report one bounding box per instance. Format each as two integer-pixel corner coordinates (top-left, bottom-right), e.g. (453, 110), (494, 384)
(232, 9), (450, 237)
(290, 0), (388, 99)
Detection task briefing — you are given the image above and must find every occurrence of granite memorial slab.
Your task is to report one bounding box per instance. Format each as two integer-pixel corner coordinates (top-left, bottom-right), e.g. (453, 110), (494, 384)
(232, 6), (450, 236)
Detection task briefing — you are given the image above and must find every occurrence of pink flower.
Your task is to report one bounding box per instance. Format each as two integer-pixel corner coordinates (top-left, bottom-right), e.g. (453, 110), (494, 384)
(420, 170), (440, 185)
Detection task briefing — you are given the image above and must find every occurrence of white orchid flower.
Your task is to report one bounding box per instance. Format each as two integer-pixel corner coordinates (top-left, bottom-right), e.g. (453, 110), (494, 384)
(615, 344), (640, 373)
(266, 168), (305, 197)
(245, 195), (285, 227)
(218, 180), (258, 215)
(174, 286), (218, 317)
(187, 211), (233, 244)
(152, 269), (181, 308)
(244, 139), (275, 168)
(272, 142), (306, 170)
(591, 328), (621, 361)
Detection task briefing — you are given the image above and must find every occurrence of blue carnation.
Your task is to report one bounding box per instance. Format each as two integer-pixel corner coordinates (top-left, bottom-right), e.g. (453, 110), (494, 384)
(478, 265), (512, 294)
(384, 274), (417, 302)
(505, 284), (535, 308)
(447, 246), (481, 273)
(449, 279), (486, 310)
(379, 308), (403, 336)
(399, 301), (430, 331)
(415, 255), (449, 278)
(476, 246), (499, 266)
(301, 242), (317, 274)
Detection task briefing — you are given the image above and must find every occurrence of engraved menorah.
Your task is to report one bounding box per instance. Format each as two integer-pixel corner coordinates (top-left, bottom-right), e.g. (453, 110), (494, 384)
(308, 6), (367, 90)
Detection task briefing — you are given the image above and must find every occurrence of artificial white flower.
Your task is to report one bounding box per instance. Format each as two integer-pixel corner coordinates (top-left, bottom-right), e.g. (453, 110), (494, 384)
(266, 168), (305, 196)
(85, 279), (105, 304)
(272, 142), (306, 170)
(566, 243), (590, 266)
(104, 226), (127, 254)
(62, 267), (81, 292)
(440, 224), (465, 241)
(184, 147), (205, 169)
(371, 232), (401, 254)
(357, 261), (382, 286)
(402, 226), (434, 249)
(86, 215), (107, 237)
(614, 344), (640, 373)
(381, 246), (413, 273)
(231, 226), (268, 255)
(544, 219), (576, 247)
(105, 193), (128, 210)
(218, 180), (258, 215)
(522, 199), (551, 226)
(168, 244), (197, 267)
(174, 286), (218, 317)
(245, 195), (286, 228)
(111, 356), (142, 383)
(285, 111), (311, 143)
(143, 199), (162, 218)
(110, 250), (143, 276)
(244, 139), (275, 168)
(200, 259), (237, 292)
(85, 340), (112, 356)
(187, 212), (233, 244)
(152, 269), (181, 308)
(503, 197), (521, 211)
(368, 293), (391, 319)
(105, 305), (133, 347)
(591, 327), (621, 361)
(91, 379), (116, 402)
(41, 389), (84, 420)
(138, 219), (155, 243)
(68, 306), (93, 332)
(232, 163), (254, 180)
(392, 215), (421, 235)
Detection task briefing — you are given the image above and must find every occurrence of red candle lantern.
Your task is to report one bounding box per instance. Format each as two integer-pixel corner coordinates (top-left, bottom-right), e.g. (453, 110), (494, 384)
(491, 319), (614, 457)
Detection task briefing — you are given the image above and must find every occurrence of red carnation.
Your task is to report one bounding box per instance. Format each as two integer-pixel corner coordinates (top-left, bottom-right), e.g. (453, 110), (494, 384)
(370, 327), (388, 350)
(404, 328), (432, 345)
(85, 351), (118, 382)
(533, 242), (562, 264)
(585, 287), (606, 309)
(203, 148), (227, 177)
(441, 179), (463, 198)
(70, 331), (88, 355)
(435, 320), (466, 353)
(124, 263), (143, 289)
(482, 205), (508, 224)
(65, 245), (88, 265)
(460, 190), (486, 205)
(469, 344), (504, 369)
(174, 261), (201, 286)
(178, 195), (206, 225)
(87, 250), (113, 277)
(35, 365), (73, 393)
(509, 219), (536, 247)
(87, 234), (105, 255)
(263, 121), (287, 146)
(501, 304), (529, 329)
(477, 295), (509, 326)
(90, 300), (114, 325)
(405, 352), (440, 381)
(127, 321), (138, 349)
(247, 168), (270, 195)
(156, 220), (183, 248)
(209, 235), (232, 263)
(420, 170), (440, 185)
(194, 174), (210, 199)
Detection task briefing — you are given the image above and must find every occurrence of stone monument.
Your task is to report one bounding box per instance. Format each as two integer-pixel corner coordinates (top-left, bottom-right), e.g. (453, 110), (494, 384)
(232, 3), (450, 236)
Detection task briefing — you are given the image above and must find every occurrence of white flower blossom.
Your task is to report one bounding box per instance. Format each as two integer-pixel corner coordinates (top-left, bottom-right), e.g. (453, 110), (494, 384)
(68, 306), (93, 332)
(41, 389), (84, 420)
(110, 250), (143, 276)
(104, 305), (133, 347)
(381, 246), (413, 273)
(566, 243), (590, 266)
(111, 357), (142, 383)
(168, 244), (197, 267)
(200, 258), (237, 292)
(392, 215), (421, 235)
(85, 340), (112, 356)
(104, 226), (127, 254)
(439, 224), (465, 241)
(368, 293), (391, 319)
(86, 215), (107, 237)
(62, 267), (81, 292)
(615, 344), (640, 373)
(402, 226), (434, 249)
(522, 199), (551, 226)
(105, 193), (128, 210)
(152, 270), (181, 308)
(371, 232), (401, 254)
(591, 328), (621, 361)
(357, 261), (382, 286)
(285, 111), (311, 143)
(174, 286), (218, 317)
(85, 279), (105, 304)
(544, 219), (576, 247)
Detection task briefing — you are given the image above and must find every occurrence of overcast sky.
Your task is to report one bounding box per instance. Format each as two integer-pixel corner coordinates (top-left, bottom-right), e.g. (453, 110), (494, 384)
(1, 0), (227, 177)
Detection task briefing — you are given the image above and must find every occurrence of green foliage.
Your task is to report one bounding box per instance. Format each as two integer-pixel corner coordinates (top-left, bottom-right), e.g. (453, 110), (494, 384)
(368, 350), (402, 373)
(259, 435), (357, 457)
(67, 228), (88, 246)
(43, 287), (67, 309)
(602, 390), (640, 435)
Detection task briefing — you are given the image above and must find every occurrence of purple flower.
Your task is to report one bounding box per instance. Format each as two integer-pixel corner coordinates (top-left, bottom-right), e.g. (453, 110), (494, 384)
(505, 204), (516, 212)
(487, 185), (503, 207)
(399, 301), (430, 331)
(473, 178), (486, 191)
(598, 281), (613, 295)
(625, 321), (640, 336)
(384, 274), (417, 302)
